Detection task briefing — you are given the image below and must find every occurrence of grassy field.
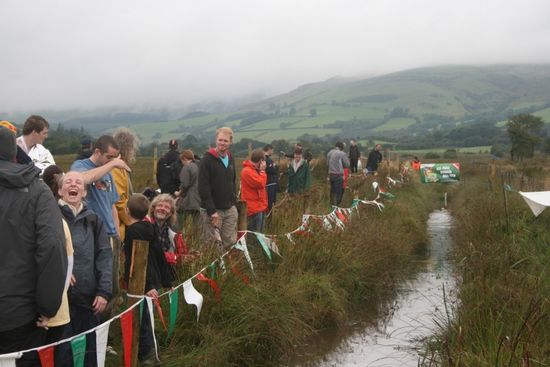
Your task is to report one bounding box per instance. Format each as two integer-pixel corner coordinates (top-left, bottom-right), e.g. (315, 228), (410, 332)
(372, 117), (417, 131)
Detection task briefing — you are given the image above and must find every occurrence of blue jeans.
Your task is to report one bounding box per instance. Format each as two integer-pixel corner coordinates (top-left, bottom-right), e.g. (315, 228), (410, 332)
(247, 212), (265, 233)
(329, 174), (344, 206)
(57, 303), (100, 367)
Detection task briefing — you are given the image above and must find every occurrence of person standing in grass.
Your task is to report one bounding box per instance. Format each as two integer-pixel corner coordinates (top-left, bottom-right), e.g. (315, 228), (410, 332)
(175, 149), (201, 233)
(124, 194), (173, 364)
(365, 144), (383, 175)
(263, 144), (279, 212)
(241, 148), (268, 232)
(327, 141), (350, 206)
(349, 139), (361, 173)
(287, 148), (311, 194)
(0, 126), (67, 366)
(198, 126), (238, 249)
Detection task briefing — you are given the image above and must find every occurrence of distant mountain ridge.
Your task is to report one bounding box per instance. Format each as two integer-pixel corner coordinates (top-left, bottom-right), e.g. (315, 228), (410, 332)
(124, 64), (550, 145)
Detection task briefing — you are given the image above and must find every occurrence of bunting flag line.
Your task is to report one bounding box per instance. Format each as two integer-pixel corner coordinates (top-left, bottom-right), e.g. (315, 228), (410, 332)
(183, 280), (204, 322)
(0, 172), (400, 362)
(95, 321), (110, 367)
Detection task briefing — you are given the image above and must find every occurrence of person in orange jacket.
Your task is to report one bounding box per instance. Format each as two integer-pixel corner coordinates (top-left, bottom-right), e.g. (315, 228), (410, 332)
(412, 156), (421, 170)
(240, 148), (268, 232)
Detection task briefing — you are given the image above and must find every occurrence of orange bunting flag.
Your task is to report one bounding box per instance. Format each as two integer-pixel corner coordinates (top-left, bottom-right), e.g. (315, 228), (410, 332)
(153, 297), (168, 331)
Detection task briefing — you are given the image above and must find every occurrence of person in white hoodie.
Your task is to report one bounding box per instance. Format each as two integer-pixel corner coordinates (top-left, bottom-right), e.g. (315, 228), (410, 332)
(16, 115), (55, 175)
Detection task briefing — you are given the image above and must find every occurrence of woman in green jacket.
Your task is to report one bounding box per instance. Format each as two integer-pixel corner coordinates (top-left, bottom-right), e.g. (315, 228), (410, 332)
(287, 148), (311, 194)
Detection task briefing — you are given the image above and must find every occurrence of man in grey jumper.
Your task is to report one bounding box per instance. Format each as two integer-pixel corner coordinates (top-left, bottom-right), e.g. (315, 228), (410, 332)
(327, 141), (350, 206)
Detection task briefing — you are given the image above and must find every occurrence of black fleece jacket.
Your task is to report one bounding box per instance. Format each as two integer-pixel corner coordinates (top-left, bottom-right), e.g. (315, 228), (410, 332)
(198, 148), (236, 215)
(0, 160), (67, 331)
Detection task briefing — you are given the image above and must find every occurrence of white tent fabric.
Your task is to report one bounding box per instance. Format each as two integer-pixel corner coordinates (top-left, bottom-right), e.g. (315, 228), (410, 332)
(519, 191), (550, 216)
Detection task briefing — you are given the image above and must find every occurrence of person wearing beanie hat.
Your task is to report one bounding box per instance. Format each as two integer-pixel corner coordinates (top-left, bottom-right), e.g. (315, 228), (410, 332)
(326, 141), (350, 206)
(0, 121), (33, 165)
(156, 138), (181, 195)
(0, 126), (68, 364)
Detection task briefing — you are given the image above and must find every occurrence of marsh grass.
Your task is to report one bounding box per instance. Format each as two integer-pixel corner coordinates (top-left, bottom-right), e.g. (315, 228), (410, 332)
(422, 159), (550, 366)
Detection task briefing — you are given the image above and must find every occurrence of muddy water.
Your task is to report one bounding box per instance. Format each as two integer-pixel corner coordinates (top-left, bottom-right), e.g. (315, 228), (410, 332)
(295, 209), (456, 367)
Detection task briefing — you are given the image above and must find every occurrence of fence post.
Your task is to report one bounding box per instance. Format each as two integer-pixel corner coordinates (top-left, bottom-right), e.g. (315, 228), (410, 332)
(127, 240), (149, 367)
(237, 200), (248, 231)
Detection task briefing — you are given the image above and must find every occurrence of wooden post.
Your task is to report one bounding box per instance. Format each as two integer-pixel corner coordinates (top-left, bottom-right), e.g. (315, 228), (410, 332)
(237, 200), (248, 231)
(127, 240), (149, 367)
(153, 145), (158, 186)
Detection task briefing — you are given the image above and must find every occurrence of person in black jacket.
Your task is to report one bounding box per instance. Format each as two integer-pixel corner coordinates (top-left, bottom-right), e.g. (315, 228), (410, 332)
(348, 139), (361, 173)
(366, 144), (383, 174)
(198, 127), (237, 249)
(124, 194), (173, 363)
(156, 139), (181, 195)
(263, 144), (279, 212)
(0, 126), (67, 366)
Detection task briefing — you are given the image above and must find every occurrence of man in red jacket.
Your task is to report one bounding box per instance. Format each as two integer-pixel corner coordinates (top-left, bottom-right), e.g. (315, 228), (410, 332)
(240, 148), (268, 232)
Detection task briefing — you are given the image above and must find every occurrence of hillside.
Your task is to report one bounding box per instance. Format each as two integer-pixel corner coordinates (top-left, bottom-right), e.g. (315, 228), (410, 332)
(124, 64), (550, 145)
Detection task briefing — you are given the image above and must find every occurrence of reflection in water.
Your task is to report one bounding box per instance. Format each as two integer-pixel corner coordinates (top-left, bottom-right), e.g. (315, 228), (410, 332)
(307, 209), (455, 367)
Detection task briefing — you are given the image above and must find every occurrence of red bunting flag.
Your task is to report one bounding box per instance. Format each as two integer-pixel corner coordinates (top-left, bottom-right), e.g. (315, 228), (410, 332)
(336, 210), (348, 223)
(120, 309), (133, 367)
(38, 346), (55, 367)
(197, 273), (222, 302)
(153, 298), (168, 331)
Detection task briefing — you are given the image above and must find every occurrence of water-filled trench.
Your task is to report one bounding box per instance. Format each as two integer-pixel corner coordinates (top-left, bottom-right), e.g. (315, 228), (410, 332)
(292, 209), (456, 366)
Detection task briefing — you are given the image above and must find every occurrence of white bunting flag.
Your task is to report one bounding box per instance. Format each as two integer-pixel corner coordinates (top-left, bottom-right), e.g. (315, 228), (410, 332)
(323, 217), (332, 231)
(145, 297), (160, 361)
(95, 321), (111, 367)
(0, 352), (21, 367)
(234, 237), (254, 272)
(183, 280), (204, 321)
(286, 233), (294, 243)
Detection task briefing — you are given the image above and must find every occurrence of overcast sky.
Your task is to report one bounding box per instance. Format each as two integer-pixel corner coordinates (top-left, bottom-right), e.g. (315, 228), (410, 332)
(1, 0), (550, 111)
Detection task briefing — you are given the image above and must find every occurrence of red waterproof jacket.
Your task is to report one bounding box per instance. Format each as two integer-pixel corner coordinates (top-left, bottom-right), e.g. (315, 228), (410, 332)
(240, 160), (268, 216)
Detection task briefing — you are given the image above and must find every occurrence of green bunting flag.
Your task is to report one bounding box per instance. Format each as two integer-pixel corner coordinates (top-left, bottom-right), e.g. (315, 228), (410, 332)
(255, 233), (272, 262)
(167, 288), (179, 339)
(209, 262), (217, 280)
(70, 334), (87, 367)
